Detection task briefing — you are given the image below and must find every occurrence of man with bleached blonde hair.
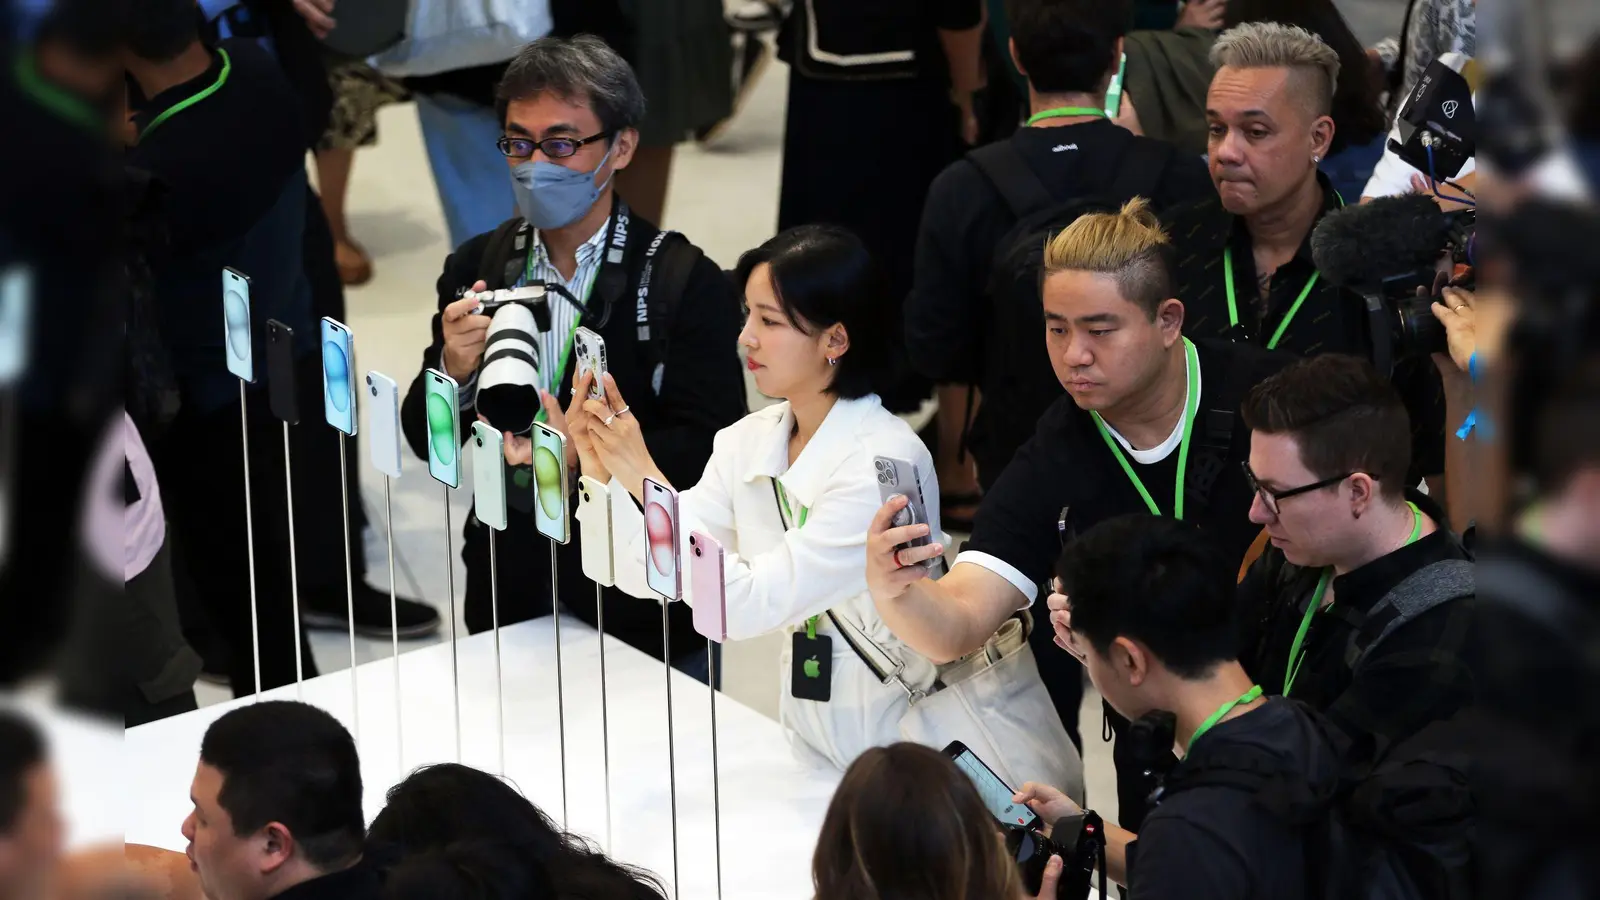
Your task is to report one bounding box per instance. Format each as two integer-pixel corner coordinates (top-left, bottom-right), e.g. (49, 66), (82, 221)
(868, 198), (1288, 829)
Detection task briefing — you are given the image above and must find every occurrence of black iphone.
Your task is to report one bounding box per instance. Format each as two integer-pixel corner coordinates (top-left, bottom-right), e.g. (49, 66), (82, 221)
(265, 319), (299, 424)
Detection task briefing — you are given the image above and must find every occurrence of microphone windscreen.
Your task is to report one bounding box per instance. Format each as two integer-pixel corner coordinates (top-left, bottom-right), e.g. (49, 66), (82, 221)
(1311, 193), (1455, 288)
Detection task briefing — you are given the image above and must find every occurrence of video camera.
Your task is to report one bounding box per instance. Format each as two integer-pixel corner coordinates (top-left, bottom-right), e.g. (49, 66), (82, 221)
(1389, 59), (1477, 184)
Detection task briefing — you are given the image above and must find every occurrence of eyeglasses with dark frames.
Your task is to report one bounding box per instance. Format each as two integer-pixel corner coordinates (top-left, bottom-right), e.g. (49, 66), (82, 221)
(1241, 462), (1356, 518)
(496, 131), (611, 160)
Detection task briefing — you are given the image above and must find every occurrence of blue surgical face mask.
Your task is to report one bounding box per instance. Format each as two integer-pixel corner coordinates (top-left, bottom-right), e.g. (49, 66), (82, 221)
(509, 145), (615, 230)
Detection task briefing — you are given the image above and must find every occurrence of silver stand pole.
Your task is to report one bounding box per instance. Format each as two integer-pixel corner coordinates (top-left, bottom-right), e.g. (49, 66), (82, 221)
(597, 582), (611, 850)
(384, 477), (402, 775)
(339, 434), (359, 745)
(551, 541), (568, 826)
(444, 485), (460, 762)
(240, 381), (262, 698)
(283, 422), (302, 697)
(709, 645), (723, 900)
(664, 601), (680, 900)
(490, 530), (504, 776)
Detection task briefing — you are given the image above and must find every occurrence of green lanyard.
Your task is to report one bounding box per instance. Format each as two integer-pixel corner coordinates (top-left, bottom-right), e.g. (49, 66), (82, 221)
(1185, 685), (1263, 757)
(1282, 502), (1424, 696)
(1026, 106), (1108, 126)
(15, 51), (101, 133)
(775, 480), (821, 638)
(1089, 337), (1202, 520)
(140, 48), (233, 140)
(1221, 191), (1345, 349)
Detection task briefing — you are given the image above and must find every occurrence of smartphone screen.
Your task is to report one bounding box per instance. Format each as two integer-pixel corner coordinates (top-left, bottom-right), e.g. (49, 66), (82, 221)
(644, 478), (681, 600)
(223, 268), (254, 383)
(574, 327), (608, 403)
(423, 368), (461, 488)
(947, 743), (1040, 830)
(532, 422), (570, 544)
(471, 422), (508, 532)
(265, 319), (299, 424)
(689, 531), (727, 642)
(1104, 51), (1127, 119)
(365, 371), (403, 479)
(320, 318), (357, 436)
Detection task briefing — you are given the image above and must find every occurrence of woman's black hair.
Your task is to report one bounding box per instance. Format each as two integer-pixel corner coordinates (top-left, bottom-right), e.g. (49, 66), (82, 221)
(367, 764), (666, 900)
(1224, 0), (1389, 153)
(382, 841), (554, 900)
(731, 224), (890, 401)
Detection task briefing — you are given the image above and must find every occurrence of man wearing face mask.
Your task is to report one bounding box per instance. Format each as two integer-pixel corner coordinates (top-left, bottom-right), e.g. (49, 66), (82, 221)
(1234, 353), (1477, 774)
(1162, 23), (1448, 496)
(399, 36), (745, 676)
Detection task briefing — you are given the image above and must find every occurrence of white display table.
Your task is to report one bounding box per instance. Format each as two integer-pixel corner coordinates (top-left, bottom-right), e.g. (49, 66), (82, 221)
(124, 616), (843, 899)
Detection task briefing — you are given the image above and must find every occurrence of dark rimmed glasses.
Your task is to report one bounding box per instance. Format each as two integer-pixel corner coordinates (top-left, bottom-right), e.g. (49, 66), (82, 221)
(496, 131), (611, 160)
(1241, 462), (1355, 518)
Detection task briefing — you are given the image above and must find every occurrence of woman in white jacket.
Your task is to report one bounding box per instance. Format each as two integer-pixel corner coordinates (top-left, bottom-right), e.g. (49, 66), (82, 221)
(559, 225), (943, 770)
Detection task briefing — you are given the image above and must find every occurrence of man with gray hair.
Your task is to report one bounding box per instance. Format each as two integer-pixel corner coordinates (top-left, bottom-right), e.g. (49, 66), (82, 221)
(1162, 21), (1448, 500)
(400, 35), (746, 679)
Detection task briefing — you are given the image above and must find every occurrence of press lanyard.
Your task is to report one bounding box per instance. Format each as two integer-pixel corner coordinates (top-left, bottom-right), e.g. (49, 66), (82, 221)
(1185, 685), (1263, 757)
(1221, 191), (1345, 349)
(1090, 337), (1201, 520)
(1282, 501), (1424, 696)
(15, 51), (101, 133)
(527, 211), (621, 420)
(1026, 106), (1108, 126)
(774, 480), (820, 638)
(139, 48), (233, 140)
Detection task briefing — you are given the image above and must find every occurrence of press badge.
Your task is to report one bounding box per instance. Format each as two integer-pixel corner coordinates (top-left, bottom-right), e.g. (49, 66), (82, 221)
(791, 631), (833, 702)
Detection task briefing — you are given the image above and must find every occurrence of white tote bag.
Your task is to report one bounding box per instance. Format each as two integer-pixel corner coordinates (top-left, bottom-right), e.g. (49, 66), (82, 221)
(370, 0), (553, 78)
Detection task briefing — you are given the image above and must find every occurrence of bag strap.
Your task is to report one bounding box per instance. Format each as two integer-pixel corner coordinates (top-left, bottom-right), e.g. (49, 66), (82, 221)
(966, 141), (1056, 220)
(1345, 557), (1474, 672)
(1186, 345), (1256, 517)
(637, 231), (704, 395)
(478, 217), (532, 291)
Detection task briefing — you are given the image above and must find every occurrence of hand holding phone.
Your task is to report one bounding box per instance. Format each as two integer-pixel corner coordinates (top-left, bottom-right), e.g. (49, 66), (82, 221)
(423, 368), (462, 488)
(320, 318), (357, 435)
(366, 372), (403, 478)
(472, 422), (508, 531)
(945, 741), (1042, 830)
(574, 327), (608, 404)
(874, 456), (938, 570)
(643, 477), (682, 601)
(532, 422), (571, 544)
(689, 531), (727, 642)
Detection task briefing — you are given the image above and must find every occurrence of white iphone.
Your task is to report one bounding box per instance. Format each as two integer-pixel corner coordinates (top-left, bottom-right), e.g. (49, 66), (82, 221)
(577, 474), (615, 586)
(365, 371), (403, 479)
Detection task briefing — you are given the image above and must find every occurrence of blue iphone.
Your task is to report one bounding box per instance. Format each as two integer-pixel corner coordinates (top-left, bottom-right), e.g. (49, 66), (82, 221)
(320, 318), (357, 436)
(222, 267), (253, 383)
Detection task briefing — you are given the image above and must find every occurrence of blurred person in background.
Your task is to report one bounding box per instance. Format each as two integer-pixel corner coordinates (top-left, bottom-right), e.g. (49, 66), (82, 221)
(1162, 23), (1448, 497)
(311, 59), (407, 287)
(906, 0), (1212, 525)
(1235, 354), (1477, 774)
(1370, 0), (1474, 123)
(366, 763), (665, 899)
(811, 742), (1032, 900)
(401, 35), (745, 680)
(0, 711), (61, 900)
(180, 701), (377, 900)
(774, 0), (984, 422)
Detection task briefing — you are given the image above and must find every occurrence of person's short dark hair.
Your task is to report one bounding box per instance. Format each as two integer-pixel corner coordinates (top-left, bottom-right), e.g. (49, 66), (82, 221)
(33, 0), (127, 59)
(0, 711), (46, 835)
(495, 35), (647, 137)
(1054, 515), (1239, 679)
(119, 0), (201, 63)
(732, 225), (890, 400)
(381, 841), (554, 900)
(1004, 0), (1130, 95)
(367, 764), (666, 899)
(1241, 354), (1411, 500)
(199, 701), (364, 870)
(1222, 0), (1388, 152)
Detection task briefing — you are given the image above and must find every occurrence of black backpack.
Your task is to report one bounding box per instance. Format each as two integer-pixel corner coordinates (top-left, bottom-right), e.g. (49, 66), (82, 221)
(474, 203), (704, 396)
(963, 137), (1179, 482)
(1158, 704), (1476, 900)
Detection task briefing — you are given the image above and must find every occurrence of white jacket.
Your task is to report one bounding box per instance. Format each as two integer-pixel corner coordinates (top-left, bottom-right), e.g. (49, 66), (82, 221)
(604, 394), (942, 770)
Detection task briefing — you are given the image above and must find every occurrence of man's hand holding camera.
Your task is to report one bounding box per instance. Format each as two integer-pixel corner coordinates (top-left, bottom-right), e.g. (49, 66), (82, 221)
(441, 279), (493, 382)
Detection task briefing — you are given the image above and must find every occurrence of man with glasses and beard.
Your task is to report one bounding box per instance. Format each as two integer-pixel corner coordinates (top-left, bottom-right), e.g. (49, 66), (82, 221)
(1234, 353), (1477, 772)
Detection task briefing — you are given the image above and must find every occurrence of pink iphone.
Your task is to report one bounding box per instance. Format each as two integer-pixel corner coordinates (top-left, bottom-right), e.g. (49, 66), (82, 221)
(643, 477), (682, 600)
(689, 531), (727, 643)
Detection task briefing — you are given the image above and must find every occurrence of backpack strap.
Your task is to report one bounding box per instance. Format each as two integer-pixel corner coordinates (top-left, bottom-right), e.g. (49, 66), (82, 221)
(635, 231), (704, 396)
(1185, 345), (1258, 517)
(477, 217), (532, 291)
(966, 141), (1056, 220)
(1159, 743), (1336, 824)
(1105, 137), (1178, 204)
(1345, 557), (1475, 672)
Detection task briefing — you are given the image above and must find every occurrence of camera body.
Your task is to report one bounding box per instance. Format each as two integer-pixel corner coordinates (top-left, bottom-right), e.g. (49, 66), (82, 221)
(1005, 812), (1107, 900)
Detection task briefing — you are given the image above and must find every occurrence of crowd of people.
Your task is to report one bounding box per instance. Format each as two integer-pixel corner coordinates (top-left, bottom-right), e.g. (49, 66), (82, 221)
(5, 0), (1600, 897)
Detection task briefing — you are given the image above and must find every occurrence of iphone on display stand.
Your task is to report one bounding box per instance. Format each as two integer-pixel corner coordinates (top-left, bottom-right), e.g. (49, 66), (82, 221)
(689, 530), (727, 899)
(643, 475), (683, 897)
(365, 370), (405, 772)
(471, 421), (508, 776)
(422, 367), (463, 761)
(319, 317), (359, 746)
(532, 420), (572, 824)
(264, 319), (305, 693)
(223, 268), (262, 697)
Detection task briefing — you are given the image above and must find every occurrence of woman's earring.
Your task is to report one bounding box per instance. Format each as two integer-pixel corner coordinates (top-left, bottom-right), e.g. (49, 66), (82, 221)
(1313, 154), (1322, 163)
(827, 357), (838, 367)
